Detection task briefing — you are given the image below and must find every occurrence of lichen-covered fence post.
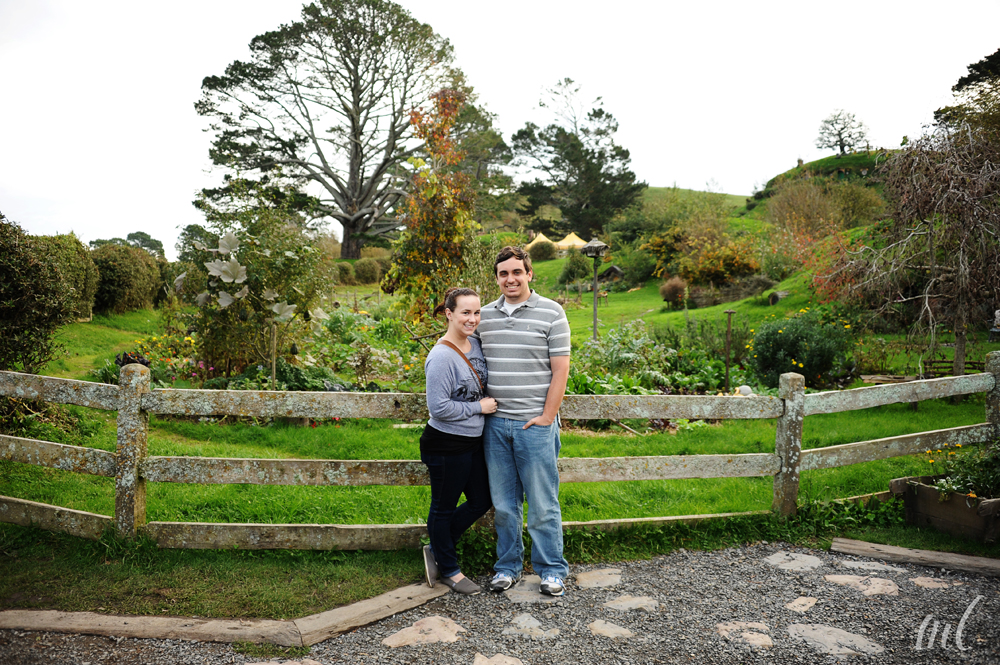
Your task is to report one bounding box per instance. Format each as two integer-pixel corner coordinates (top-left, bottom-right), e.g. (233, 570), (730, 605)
(987, 351), (1000, 441)
(772, 372), (805, 517)
(115, 363), (150, 539)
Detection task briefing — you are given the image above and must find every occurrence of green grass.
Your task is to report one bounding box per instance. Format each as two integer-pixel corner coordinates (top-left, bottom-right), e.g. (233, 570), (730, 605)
(43, 309), (162, 380)
(643, 186), (748, 210)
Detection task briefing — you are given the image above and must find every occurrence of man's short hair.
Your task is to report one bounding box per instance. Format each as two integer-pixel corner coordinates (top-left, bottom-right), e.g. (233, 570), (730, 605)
(494, 245), (533, 276)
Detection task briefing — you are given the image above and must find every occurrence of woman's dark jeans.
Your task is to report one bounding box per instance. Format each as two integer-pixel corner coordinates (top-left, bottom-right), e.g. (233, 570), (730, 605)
(421, 445), (492, 578)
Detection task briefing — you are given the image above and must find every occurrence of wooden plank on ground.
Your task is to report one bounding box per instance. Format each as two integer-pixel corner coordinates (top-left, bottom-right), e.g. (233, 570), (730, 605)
(0, 496), (111, 540)
(143, 521), (425, 550)
(1, 434), (116, 477)
(0, 610), (302, 646)
(800, 424), (994, 471)
(0, 370), (119, 411)
(557, 453), (779, 482)
(805, 373), (994, 416)
(295, 583), (448, 646)
(141, 457), (429, 486)
(830, 537), (1000, 577)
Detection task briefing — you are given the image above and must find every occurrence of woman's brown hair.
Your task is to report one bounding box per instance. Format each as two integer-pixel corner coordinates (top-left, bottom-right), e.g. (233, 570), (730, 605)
(432, 287), (480, 317)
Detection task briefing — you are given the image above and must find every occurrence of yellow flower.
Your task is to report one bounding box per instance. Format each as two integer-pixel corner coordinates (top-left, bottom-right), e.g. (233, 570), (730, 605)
(928, 459), (935, 463)
(969, 492), (977, 498)
(949, 452), (955, 455)
(956, 444), (962, 448)
(844, 325), (851, 329)
(778, 330), (783, 333)
(798, 363), (804, 368)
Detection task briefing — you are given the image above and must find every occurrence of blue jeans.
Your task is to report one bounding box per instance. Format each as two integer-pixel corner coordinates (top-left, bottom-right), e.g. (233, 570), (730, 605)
(483, 417), (568, 579)
(421, 446), (492, 578)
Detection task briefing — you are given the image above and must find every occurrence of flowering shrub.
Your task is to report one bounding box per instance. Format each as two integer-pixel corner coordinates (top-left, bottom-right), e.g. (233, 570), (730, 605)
(748, 312), (852, 388)
(672, 235), (760, 285)
(925, 441), (1000, 500)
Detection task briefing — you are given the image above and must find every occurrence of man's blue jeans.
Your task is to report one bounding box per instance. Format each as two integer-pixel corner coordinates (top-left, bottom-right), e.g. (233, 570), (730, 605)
(483, 417), (568, 580)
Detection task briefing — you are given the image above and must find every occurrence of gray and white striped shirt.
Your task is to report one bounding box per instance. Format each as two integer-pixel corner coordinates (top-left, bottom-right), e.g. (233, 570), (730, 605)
(477, 290), (570, 420)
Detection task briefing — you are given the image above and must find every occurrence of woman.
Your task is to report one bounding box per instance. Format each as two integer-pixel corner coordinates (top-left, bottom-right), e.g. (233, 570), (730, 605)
(420, 287), (497, 595)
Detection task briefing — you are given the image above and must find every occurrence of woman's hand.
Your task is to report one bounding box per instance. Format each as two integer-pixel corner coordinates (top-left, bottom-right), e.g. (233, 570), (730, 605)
(479, 397), (497, 414)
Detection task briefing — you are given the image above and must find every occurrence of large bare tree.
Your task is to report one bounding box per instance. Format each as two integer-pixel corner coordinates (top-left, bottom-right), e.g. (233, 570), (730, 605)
(837, 127), (1000, 375)
(816, 109), (869, 156)
(196, 0), (456, 258)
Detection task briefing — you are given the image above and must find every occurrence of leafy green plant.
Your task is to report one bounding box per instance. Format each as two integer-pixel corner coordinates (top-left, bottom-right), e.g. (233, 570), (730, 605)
(32, 234), (99, 319)
(91, 243), (160, 314)
(749, 312), (852, 388)
(353, 257), (381, 284)
(558, 249), (592, 285)
(335, 262), (356, 285)
(925, 441), (1000, 500)
(529, 240), (557, 261)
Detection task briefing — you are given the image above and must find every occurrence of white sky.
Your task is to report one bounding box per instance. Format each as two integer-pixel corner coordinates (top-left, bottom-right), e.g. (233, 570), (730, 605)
(2, 0), (998, 260)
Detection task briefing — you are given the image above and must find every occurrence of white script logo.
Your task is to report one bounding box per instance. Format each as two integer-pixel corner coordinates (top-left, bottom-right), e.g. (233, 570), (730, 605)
(915, 595), (983, 651)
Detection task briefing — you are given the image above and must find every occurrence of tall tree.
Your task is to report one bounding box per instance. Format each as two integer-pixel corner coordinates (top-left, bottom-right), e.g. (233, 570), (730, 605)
(826, 128), (1000, 376)
(196, 0), (457, 259)
(511, 79), (645, 239)
(89, 232), (164, 258)
(816, 110), (869, 156)
(934, 47), (1000, 133)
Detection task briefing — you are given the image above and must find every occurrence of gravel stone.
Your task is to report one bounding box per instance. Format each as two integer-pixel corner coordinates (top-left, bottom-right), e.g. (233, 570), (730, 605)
(2, 542), (999, 663)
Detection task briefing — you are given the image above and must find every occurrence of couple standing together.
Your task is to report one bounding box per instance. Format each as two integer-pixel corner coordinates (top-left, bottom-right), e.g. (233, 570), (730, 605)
(420, 245), (570, 597)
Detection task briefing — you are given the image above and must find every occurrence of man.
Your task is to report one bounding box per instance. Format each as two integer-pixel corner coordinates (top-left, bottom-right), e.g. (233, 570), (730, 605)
(477, 245), (571, 596)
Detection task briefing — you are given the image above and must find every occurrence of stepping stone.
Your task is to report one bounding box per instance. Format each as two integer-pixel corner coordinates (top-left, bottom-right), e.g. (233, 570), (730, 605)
(839, 560), (907, 573)
(787, 623), (884, 655)
(502, 613), (559, 640)
(474, 653), (525, 665)
(382, 615), (466, 648)
(576, 568), (622, 588)
(824, 574), (899, 596)
(588, 619), (633, 639)
(716, 621), (773, 648)
(603, 594), (659, 613)
(764, 551), (823, 572)
(248, 661), (322, 665)
(504, 575), (562, 604)
(910, 576), (964, 589)
(785, 596), (817, 613)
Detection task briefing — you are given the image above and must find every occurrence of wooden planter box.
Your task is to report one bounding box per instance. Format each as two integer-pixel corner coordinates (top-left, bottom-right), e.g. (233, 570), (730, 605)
(890, 475), (1000, 543)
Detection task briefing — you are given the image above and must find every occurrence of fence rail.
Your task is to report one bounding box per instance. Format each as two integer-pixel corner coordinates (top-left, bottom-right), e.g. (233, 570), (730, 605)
(2, 352), (999, 551)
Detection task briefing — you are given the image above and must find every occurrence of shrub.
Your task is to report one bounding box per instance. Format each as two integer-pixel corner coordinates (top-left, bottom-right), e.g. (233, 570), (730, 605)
(766, 180), (840, 235)
(374, 256), (391, 277)
(335, 262), (356, 285)
(613, 244), (656, 286)
(529, 240), (557, 262)
(32, 233), (99, 319)
(0, 216), (75, 373)
(353, 257), (381, 284)
(92, 244), (160, 313)
(749, 313), (851, 388)
(360, 246), (390, 259)
(829, 181), (886, 228)
(558, 249), (592, 285)
(659, 276), (687, 307)
(673, 235), (760, 285)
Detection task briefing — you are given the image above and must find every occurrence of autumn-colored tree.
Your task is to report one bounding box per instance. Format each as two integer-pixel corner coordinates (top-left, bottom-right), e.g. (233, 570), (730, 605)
(383, 90), (477, 319)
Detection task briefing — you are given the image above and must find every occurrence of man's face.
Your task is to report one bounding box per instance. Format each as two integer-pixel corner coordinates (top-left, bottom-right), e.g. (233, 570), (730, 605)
(495, 256), (533, 304)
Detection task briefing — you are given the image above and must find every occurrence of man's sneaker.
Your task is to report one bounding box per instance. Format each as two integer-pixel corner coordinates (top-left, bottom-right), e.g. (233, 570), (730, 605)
(489, 572), (520, 591)
(539, 575), (565, 597)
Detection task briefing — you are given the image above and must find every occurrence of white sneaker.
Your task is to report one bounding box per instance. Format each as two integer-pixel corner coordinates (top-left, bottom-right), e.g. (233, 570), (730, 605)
(539, 575), (565, 596)
(489, 572), (521, 591)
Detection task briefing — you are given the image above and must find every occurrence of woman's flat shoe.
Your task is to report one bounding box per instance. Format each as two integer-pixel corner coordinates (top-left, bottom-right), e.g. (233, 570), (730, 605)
(422, 545), (439, 588)
(442, 576), (481, 595)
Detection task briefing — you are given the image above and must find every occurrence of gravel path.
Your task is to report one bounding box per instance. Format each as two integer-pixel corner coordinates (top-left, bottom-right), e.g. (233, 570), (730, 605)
(2, 542), (998, 664)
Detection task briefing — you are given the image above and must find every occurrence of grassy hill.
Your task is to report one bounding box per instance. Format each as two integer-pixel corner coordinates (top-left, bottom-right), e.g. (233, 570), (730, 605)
(643, 186), (747, 210)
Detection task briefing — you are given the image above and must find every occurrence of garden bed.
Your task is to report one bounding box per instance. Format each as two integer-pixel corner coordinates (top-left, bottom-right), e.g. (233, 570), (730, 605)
(889, 474), (1000, 543)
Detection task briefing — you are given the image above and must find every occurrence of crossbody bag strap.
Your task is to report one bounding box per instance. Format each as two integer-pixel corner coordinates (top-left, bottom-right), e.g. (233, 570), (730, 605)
(437, 339), (485, 393)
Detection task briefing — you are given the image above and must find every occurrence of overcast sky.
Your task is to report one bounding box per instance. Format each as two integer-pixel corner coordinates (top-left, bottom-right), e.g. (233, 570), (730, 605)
(2, 0), (998, 260)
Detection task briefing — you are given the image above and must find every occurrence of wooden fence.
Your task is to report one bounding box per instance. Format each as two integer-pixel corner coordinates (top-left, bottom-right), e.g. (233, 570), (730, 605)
(2, 351), (999, 551)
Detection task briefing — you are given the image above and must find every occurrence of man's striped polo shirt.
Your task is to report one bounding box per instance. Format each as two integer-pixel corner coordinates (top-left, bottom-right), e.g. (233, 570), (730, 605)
(477, 290), (571, 421)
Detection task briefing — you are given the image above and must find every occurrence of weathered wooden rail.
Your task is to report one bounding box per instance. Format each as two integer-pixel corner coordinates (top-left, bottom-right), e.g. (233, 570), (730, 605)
(2, 351), (999, 551)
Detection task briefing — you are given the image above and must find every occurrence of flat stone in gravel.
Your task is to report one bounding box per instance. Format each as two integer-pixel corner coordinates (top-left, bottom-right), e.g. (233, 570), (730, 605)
(824, 574), (899, 596)
(503, 575), (561, 604)
(838, 560), (907, 573)
(911, 576), (964, 588)
(787, 623), (885, 656)
(588, 619), (633, 639)
(602, 594), (659, 612)
(247, 660), (322, 665)
(575, 568), (622, 588)
(501, 613), (559, 640)
(474, 654), (524, 665)
(764, 551), (823, 571)
(784, 596), (817, 613)
(381, 615), (465, 647)
(716, 621), (773, 648)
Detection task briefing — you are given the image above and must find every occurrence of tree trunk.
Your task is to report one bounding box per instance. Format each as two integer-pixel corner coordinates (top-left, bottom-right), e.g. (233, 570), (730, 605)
(340, 227), (364, 260)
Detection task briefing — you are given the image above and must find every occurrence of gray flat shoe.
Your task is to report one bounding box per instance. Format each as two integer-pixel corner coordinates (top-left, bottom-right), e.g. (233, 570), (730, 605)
(442, 576), (481, 595)
(422, 545), (439, 588)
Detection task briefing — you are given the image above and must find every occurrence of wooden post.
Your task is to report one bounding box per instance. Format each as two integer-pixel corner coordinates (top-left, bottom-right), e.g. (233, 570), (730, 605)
(773, 372), (805, 517)
(115, 363), (150, 539)
(986, 351), (1000, 440)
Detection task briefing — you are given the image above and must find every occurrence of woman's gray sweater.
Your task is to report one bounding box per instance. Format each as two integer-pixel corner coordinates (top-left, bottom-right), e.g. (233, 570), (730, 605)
(424, 338), (489, 437)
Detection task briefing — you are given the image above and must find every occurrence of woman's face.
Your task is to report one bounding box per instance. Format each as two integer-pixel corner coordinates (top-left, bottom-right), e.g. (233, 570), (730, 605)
(447, 295), (481, 338)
